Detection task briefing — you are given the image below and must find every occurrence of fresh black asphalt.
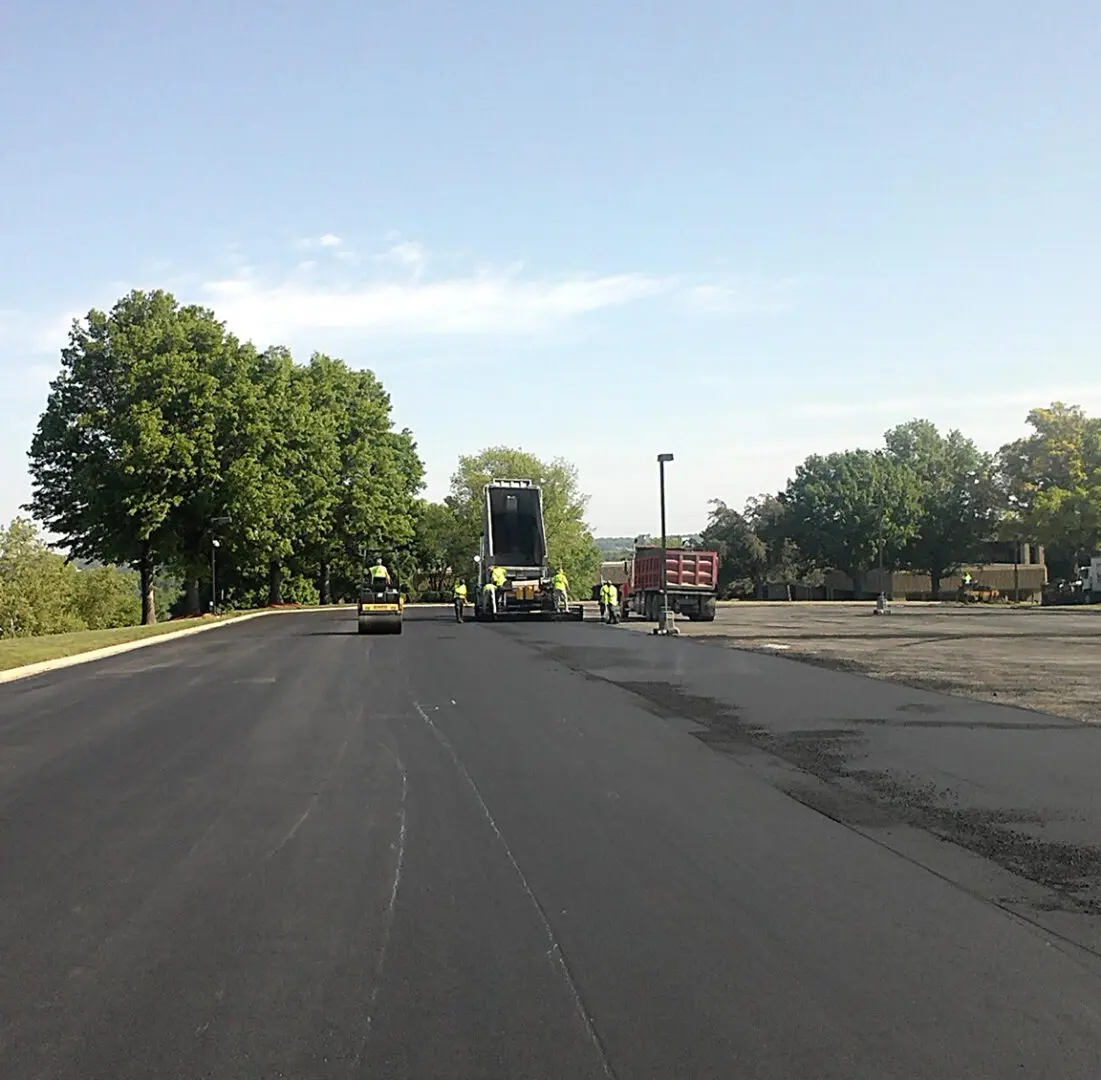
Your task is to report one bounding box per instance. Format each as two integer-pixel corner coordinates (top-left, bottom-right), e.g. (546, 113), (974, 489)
(2, 607), (1101, 1077)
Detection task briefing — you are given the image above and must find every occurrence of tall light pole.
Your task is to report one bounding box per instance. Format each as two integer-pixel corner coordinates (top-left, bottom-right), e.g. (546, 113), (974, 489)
(658, 453), (674, 627)
(210, 515), (232, 614)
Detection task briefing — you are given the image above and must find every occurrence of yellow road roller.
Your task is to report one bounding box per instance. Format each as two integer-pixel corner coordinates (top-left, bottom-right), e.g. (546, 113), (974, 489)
(357, 583), (404, 634)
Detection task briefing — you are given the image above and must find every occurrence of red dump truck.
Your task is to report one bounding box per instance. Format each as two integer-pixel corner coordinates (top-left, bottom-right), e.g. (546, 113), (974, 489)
(622, 547), (719, 622)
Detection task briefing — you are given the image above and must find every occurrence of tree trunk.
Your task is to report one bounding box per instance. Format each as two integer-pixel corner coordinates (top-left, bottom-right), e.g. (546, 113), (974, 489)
(139, 542), (157, 625)
(268, 558), (283, 606)
(930, 569), (942, 600)
(320, 561), (332, 605)
(185, 577), (201, 616)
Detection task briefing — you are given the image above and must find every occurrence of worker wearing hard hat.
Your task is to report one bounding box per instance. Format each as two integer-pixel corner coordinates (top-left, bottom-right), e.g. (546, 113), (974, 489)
(368, 558), (391, 589)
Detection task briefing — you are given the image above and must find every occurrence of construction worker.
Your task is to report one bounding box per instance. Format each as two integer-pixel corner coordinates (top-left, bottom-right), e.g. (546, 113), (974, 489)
(601, 580), (619, 624)
(368, 557), (391, 590)
(597, 578), (607, 620)
(491, 565), (507, 588)
(453, 579), (468, 622)
(482, 579), (497, 616)
(552, 567), (569, 607)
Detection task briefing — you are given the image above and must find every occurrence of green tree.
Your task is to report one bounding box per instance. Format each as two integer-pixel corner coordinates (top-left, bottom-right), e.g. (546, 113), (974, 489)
(290, 355), (424, 602)
(71, 565), (143, 629)
(701, 495), (803, 597)
(884, 419), (1002, 598)
(778, 449), (923, 589)
(998, 403), (1101, 576)
(412, 500), (475, 594)
(0, 519), (85, 636)
(26, 290), (227, 623)
(448, 447), (601, 593)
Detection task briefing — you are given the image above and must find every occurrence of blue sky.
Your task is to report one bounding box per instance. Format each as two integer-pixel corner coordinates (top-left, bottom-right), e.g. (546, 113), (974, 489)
(2, 1), (1098, 537)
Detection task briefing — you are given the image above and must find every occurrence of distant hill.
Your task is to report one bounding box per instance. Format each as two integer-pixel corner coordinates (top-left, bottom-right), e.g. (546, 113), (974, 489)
(595, 535), (706, 560)
(595, 537), (636, 558)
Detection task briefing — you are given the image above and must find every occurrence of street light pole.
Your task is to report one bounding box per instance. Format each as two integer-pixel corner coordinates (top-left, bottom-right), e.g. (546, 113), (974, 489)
(209, 516), (232, 614)
(658, 453), (674, 629)
(211, 539), (220, 614)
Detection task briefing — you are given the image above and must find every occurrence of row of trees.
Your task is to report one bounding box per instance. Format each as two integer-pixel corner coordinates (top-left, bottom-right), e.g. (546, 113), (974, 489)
(702, 406), (1101, 597)
(26, 290), (424, 623)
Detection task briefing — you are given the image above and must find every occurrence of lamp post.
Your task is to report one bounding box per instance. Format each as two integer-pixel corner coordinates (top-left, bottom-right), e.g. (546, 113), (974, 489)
(209, 516), (232, 613)
(658, 453), (674, 629)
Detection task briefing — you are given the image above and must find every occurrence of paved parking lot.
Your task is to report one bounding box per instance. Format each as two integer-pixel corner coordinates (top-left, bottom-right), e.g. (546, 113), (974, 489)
(617, 600), (1101, 723)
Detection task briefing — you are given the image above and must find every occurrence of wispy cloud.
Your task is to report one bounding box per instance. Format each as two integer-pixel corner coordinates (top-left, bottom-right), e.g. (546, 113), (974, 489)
(297, 233), (344, 249)
(201, 266), (672, 342)
(683, 277), (797, 316)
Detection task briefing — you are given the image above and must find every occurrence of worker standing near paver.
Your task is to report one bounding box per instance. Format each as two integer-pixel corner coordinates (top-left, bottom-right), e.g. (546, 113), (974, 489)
(482, 579), (497, 616)
(553, 567), (569, 610)
(453, 579), (468, 622)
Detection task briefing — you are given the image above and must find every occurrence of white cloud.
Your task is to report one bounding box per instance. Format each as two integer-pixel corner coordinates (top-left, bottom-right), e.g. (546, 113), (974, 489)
(200, 266), (673, 342)
(297, 234), (344, 249)
(383, 241), (426, 269)
(297, 260), (317, 271)
(684, 277), (797, 317)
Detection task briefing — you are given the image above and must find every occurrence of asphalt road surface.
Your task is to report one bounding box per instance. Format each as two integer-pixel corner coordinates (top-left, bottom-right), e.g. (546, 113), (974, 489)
(3, 608), (1101, 1078)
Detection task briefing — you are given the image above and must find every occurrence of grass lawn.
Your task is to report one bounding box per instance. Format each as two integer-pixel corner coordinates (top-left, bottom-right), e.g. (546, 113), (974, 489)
(0, 614), (245, 671)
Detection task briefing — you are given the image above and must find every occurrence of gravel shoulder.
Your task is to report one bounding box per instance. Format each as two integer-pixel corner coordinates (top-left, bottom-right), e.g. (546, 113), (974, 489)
(619, 601), (1101, 723)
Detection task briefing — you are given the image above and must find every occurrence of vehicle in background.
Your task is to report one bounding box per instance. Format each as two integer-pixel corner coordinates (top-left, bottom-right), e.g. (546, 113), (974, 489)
(617, 547), (719, 622)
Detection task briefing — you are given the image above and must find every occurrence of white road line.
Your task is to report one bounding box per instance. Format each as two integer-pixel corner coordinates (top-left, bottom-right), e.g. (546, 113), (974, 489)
(413, 701), (616, 1079)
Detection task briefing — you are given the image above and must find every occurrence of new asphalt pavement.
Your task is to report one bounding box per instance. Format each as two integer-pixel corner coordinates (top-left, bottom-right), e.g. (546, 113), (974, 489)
(3, 606), (1101, 1078)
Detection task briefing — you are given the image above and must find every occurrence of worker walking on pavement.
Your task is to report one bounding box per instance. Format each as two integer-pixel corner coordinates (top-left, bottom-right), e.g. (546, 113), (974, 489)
(453, 579), (468, 623)
(600, 580), (619, 624)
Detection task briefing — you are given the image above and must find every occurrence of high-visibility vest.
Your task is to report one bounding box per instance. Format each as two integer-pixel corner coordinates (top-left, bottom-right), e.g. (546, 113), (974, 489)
(554, 572), (568, 590)
(605, 584), (618, 605)
(491, 566), (507, 586)
(369, 563), (388, 580)
(454, 583), (467, 599)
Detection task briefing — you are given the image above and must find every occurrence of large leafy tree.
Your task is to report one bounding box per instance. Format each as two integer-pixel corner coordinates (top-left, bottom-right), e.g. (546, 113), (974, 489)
(449, 447), (601, 592)
(289, 355), (424, 602)
(26, 290), (224, 623)
(411, 500), (476, 594)
(778, 449), (923, 588)
(701, 494), (802, 596)
(997, 403), (1101, 576)
(884, 419), (1002, 597)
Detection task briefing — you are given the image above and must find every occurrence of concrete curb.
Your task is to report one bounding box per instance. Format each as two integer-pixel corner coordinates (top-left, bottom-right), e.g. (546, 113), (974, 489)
(0, 606), (350, 686)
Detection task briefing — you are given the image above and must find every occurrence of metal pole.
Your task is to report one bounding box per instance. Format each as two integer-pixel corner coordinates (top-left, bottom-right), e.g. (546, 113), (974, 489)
(211, 545), (217, 614)
(660, 459), (667, 622)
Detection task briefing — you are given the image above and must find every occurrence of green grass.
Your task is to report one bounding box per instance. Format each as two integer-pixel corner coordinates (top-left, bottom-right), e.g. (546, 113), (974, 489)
(0, 614), (247, 671)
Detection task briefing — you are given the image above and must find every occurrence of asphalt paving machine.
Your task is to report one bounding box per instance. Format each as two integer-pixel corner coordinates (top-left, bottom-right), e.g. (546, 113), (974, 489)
(472, 479), (584, 622)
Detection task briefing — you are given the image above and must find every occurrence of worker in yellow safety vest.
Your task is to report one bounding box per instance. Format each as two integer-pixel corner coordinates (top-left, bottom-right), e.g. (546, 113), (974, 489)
(453, 580), (468, 601)
(491, 565), (507, 588)
(368, 559), (391, 589)
(553, 568), (569, 600)
(600, 580), (619, 624)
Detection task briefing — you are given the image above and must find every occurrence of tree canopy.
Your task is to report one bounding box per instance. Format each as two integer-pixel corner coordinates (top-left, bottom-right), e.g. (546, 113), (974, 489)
(884, 420), (1001, 597)
(778, 449), (924, 585)
(26, 289), (423, 621)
